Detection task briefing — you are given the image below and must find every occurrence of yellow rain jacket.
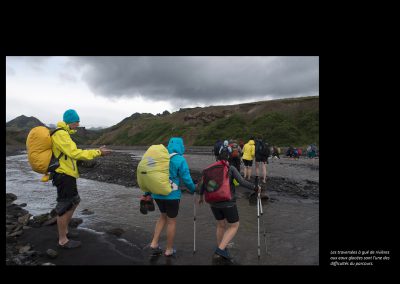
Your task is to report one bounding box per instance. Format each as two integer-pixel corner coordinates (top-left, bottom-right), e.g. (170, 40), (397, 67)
(51, 121), (101, 178)
(242, 140), (255, 161)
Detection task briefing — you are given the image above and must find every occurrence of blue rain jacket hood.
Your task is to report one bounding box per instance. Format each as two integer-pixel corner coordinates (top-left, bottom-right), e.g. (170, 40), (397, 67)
(151, 137), (195, 200)
(167, 137), (185, 155)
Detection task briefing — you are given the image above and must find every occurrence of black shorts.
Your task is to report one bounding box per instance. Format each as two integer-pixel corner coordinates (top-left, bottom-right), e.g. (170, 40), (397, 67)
(210, 205), (239, 223)
(255, 156), (267, 163)
(155, 199), (180, 218)
(52, 173), (81, 216)
(243, 159), (253, 167)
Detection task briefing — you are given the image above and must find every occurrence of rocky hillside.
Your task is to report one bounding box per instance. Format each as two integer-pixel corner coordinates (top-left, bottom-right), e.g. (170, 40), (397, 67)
(6, 96), (319, 147)
(93, 96), (319, 147)
(69, 127), (104, 145)
(6, 115), (45, 131)
(6, 116), (46, 145)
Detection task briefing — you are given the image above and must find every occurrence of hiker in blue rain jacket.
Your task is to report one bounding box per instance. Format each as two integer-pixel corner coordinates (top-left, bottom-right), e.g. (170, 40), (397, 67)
(149, 137), (196, 257)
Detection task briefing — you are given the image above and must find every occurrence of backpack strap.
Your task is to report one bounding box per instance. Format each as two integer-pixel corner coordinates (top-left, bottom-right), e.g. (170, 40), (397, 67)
(169, 152), (179, 170)
(50, 128), (67, 159)
(50, 128), (66, 136)
(169, 153), (180, 190)
(169, 153), (178, 159)
(219, 160), (230, 170)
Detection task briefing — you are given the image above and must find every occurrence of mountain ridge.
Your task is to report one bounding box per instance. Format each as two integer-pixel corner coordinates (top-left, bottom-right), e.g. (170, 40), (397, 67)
(6, 96), (319, 147)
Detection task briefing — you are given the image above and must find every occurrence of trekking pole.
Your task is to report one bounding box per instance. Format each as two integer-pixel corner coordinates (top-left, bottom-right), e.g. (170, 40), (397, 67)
(257, 194), (261, 259)
(255, 176), (260, 259)
(193, 191), (196, 254)
(259, 192), (267, 255)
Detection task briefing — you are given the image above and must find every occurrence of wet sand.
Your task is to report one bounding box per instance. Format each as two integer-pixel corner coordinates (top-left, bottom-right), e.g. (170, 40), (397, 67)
(6, 192), (318, 266)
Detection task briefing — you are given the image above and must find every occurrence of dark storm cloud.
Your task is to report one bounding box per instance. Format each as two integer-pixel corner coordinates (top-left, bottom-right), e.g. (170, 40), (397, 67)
(70, 56), (318, 104)
(24, 56), (51, 71)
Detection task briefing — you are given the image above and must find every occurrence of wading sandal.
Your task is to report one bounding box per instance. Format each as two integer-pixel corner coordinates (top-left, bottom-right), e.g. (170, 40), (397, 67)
(150, 246), (163, 256)
(58, 239), (81, 249)
(164, 248), (176, 257)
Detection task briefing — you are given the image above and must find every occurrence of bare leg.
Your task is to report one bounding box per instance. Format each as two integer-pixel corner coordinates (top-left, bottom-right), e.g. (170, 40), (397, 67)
(262, 163), (267, 183)
(150, 213), (167, 248)
(65, 204), (78, 234)
(216, 220), (226, 245)
(255, 162), (260, 177)
(248, 167), (252, 180)
(57, 204), (79, 245)
(218, 222), (240, 250)
(165, 217), (176, 255)
(57, 214), (69, 245)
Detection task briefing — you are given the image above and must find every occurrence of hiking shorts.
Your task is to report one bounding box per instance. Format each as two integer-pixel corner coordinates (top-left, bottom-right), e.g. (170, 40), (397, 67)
(243, 159), (253, 167)
(52, 173), (81, 217)
(210, 204), (239, 223)
(155, 199), (180, 218)
(255, 156), (268, 163)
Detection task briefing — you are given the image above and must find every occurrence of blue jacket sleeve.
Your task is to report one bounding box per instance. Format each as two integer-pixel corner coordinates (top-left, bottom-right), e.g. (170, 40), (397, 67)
(179, 158), (196, 193)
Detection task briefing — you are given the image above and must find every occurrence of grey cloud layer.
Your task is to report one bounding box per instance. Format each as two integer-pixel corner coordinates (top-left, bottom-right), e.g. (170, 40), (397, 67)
(6, 65), (15, 76)
(69, 56), (319, 104)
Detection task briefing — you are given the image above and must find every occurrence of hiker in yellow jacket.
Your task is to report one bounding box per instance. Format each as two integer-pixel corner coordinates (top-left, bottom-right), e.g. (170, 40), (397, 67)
(51, 109), (111, 249)
(242, 137), (255, 181)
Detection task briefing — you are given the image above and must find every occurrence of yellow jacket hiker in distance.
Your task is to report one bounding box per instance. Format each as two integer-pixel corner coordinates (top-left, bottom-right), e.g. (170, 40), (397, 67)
(242, 139), (255, 161)
(51, 121), (101, 178)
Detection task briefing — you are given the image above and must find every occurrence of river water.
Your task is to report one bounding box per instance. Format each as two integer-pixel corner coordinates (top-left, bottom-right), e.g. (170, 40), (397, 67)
(6, 153), (319, 265)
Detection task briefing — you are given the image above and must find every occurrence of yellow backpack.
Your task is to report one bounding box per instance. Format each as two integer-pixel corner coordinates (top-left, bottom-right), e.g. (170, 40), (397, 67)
(26, 126), (64, 182)
(137, 144), (177, 195)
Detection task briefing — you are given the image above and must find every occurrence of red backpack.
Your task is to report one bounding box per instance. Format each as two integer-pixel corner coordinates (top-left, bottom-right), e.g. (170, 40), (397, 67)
(229, 143), (240, 158)
(201, 160), (231, 203)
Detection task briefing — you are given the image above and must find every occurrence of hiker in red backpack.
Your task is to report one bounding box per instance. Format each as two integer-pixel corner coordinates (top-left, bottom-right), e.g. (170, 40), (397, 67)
(197, 147), (261, 263)
(228, 139), (242, 173)
(239, 140), (244, 151)
(297, 148), (302, 158)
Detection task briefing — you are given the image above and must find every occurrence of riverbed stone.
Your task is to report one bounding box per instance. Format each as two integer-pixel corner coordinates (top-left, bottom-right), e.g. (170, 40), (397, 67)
(46, 249), (58, 259)
(69, 218), (83, 228)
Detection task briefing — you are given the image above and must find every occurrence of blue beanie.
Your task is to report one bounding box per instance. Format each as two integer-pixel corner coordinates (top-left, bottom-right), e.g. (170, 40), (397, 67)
(63, 109), (80, 124)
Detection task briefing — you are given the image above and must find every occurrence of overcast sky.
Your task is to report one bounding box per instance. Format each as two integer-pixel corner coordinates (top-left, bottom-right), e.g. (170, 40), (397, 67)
(6, 56), (319, 128)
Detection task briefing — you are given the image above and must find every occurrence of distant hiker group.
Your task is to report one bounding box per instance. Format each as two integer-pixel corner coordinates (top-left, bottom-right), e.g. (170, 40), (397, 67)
(286, 144), (318, 159)
(214, 137), (271, 184)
